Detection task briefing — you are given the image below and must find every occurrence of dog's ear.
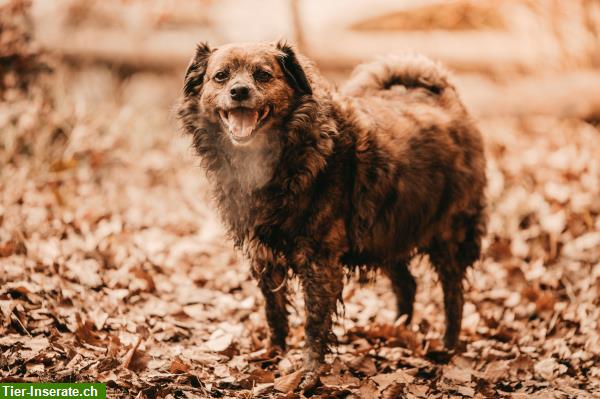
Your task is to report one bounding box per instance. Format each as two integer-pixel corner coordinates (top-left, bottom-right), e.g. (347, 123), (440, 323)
(183, 42), (213, 96)
(276, 41), (312, 95)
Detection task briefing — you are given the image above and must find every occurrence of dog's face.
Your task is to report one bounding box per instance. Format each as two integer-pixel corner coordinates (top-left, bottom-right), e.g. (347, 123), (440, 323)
(183, 42), (312, 145)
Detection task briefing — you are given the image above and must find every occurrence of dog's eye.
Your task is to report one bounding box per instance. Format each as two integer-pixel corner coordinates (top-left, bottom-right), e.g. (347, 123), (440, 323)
(214, 71), (229, 83)
(254, 70), (272, 83)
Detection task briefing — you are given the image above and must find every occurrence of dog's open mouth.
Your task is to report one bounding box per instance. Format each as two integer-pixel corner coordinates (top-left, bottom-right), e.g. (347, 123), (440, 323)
(219, 106), (270, 142)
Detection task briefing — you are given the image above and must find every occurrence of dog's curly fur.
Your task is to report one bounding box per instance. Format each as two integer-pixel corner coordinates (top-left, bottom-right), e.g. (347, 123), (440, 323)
(178, 41), (486, 388)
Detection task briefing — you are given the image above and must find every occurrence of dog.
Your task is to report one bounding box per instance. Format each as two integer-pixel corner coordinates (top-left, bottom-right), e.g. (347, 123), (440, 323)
(178, 41), (486, 390)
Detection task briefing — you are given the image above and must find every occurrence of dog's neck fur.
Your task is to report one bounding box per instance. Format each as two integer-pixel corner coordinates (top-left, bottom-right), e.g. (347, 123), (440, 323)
(220, 130), (283, 192)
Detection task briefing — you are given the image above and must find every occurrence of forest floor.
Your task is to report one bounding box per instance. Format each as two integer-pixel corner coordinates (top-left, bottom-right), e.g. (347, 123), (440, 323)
(2, 7), (600, 399)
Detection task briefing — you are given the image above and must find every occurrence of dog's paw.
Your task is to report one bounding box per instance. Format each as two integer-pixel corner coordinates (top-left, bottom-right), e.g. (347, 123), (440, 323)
(266, 342), (285, 357)
(299, 370), (321, 392)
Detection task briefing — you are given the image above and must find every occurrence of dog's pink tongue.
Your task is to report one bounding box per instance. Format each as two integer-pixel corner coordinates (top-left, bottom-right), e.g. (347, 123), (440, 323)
(227, 109), (258, 138)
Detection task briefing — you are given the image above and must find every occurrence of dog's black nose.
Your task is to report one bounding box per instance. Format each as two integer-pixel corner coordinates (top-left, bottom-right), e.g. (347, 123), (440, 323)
(230, 85), (250, 101)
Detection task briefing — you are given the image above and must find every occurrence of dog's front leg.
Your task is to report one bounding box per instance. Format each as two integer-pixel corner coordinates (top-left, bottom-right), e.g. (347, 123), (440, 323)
(299, 260), (344, 391)
(252, 262), (289, 353)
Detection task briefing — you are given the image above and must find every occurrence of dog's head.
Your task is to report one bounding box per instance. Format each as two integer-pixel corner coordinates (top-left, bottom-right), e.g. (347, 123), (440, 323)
(182, 41), (312, 145)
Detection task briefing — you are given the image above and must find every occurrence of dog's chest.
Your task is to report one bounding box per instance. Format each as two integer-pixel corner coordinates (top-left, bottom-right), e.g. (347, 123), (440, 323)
(228, 155), (274, 191)
(223, 134), (281, 192)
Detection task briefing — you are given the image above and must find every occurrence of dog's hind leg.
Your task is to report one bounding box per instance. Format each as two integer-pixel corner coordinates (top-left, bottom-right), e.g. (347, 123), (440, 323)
(382, 260), (416, 323)
(253, 264), (290, 352)
(430, 250), (465, 350)
(429, 210), (484, 350)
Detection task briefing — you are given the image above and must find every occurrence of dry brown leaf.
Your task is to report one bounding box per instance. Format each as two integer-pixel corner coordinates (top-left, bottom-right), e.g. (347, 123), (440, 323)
(248, 367), (275, 383)
(535, 291), (556, 313)
(274, 369), (303, 393)
(372, 369), (414, 391)
(443, 365), (473, 383)
(0, 334), (25, 347)
(382, 382), (407, 399)
(169, 356), (190, 374)
(88, 308), (109, 331)
(0, 238), (27, 257)
(131, 266), (156, 293)
(50, 158), (77, 172)
(239, 367), (275, 389)
(320, 373), (360, 387)
(483, 360), (509, 382)
(351, 323), (420, 351)
(510, 355), (534, 375)
(534, 358), (567, 380)
(22, 335), (50, 357)
(122, 335), (142, 370)
(456, 385), (475, 397)
(126, 349), (151, 373)
(348, 355), (377, 376)
(203, 329), (234, 353)
(358, 380), (379, 398)
(65, 258), (103, 288)
(252, 383), (274, 396)
(75, 319), (105, 347)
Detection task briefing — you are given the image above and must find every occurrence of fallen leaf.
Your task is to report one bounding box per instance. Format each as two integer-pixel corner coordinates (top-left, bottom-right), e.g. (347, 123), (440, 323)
(348, 355), (377, 376)
(131, 266), (156, 292)
(75, 319), (105, 347)
(483, 360), (509, 382)
(456, 385), (475, 397)
(65, 258), (103, 288)
(443, 365), (473, 383)
(534, 358), (566, 380)
(274, 369), (303, 393)
(0, 238), (27, 257)
(372, 369), (414, 391)
(169, 356), (189, 374)
(320, 373), (360, 387)
(203, 329), (234, 353)
(122, 335), (142, 370)
(358, 380), (379, 398)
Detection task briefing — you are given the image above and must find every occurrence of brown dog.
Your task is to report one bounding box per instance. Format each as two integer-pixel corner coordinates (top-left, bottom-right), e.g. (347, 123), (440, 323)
(178, 41), (486, 390)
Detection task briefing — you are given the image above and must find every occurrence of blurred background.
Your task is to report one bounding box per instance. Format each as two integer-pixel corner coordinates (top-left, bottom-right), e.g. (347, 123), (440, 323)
(24, 0), (600, 116)
(1, 0), (600, 397)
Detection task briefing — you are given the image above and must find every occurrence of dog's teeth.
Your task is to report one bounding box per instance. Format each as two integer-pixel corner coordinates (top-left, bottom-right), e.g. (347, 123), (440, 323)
(260, 107), (269, 122)
(219, 110), (230, 128)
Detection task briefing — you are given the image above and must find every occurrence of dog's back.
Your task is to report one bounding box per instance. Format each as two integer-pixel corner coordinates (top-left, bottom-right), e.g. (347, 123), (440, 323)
(339, 54), (485, 260)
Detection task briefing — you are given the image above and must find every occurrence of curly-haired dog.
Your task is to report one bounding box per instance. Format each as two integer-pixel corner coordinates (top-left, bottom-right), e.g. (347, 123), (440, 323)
(178, 41), (486, 390)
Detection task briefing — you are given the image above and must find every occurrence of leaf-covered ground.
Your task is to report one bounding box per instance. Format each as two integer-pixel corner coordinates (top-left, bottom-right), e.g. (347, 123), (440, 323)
(2, 5), (600, 399)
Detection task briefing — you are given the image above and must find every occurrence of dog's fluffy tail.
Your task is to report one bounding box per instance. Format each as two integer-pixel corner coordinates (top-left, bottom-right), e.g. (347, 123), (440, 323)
(341, 53), (456, 98)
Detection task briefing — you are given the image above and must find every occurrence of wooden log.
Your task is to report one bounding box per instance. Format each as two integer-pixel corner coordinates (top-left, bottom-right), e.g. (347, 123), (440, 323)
(456, 71), (600, 119)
